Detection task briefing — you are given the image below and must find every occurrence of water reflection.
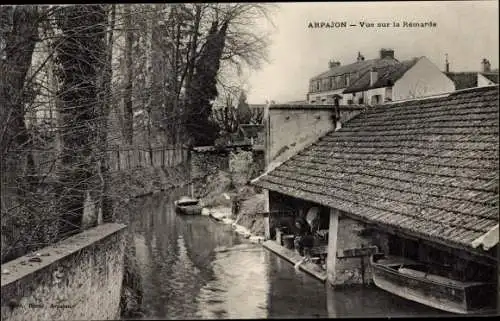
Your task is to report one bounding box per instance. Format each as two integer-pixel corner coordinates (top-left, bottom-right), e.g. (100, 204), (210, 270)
(129, 189), (452, 319)
(325, 286), (449, 318)
(196, 246), (269, 319)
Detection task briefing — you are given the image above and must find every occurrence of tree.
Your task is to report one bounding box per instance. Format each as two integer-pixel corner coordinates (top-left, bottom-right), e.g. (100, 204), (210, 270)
(123, 3), (275, 146)
(185, 19), (229, 146)
(54, 4), (106, 237)
(1, 6), (39, 188)
(211, 92), (239, 134)
(0, 5), (40, 261)
(98, 4), (116, 223)
(236, 90), (251, 124)
(122, 5), (134, 144)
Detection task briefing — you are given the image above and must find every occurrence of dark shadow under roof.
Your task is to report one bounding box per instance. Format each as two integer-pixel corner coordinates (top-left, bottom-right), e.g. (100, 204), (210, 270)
(445, 72), (478, 90)
(481, 72), (499, 84)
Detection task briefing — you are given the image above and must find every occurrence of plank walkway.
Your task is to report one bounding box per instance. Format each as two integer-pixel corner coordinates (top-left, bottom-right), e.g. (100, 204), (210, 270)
(262, 240), (327, 283)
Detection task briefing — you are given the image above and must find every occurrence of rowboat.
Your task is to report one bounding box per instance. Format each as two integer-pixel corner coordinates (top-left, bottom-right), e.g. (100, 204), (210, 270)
(370, 253), (497, 315)
(174, 196), (202, 215)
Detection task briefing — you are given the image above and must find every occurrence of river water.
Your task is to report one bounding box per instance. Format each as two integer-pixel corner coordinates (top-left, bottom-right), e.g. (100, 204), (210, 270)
(129, 189), (449, 319)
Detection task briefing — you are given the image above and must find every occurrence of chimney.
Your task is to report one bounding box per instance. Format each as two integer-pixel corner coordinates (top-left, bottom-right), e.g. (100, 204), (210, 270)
(329, 60), (341, 69)
(369, 68), (378, 86)
(380, 48), (395, 59)
(357, 52), (365, 62)
(482, 58), (491, 72)
(445, 53), (450, 72)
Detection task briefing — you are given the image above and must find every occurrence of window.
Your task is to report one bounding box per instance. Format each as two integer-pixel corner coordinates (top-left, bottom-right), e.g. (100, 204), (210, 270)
(345, 74), (350, 86)
(347, 99), (353, 105)
(322, 78), (330, 91)
(385, 87), (393, 101)
(371, 95), (382, 105)
(358, 97), (364, 105)
(335, 76), (341, 88)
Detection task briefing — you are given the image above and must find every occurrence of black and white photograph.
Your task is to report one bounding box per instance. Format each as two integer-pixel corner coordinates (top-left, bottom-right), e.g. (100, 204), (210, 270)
(1, 1), (499, 320)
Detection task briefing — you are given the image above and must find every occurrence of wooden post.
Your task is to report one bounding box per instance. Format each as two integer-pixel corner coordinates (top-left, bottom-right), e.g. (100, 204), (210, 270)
(117, 148), (121, 171)
(327, 207), (340, 287)
(136, 146), (139, 168)
(162, 147), (165, 167)
(360, 255), (365, 285)
(264, 189), (271, 240)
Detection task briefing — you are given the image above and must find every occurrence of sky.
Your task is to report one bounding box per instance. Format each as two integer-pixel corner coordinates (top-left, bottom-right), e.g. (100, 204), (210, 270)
(244, 1), (499, 104)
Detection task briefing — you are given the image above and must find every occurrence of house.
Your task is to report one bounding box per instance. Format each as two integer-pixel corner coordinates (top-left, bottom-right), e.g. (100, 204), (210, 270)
(307, 49), (456, 105)
(444, 58), (499, 90)
(252, 85), (499, 301)
(230, 124), (265, 148)
(343, 56), (456, 105)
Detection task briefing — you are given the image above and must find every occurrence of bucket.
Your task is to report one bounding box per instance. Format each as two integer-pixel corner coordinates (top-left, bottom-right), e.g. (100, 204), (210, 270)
(282, 235), (295, 249)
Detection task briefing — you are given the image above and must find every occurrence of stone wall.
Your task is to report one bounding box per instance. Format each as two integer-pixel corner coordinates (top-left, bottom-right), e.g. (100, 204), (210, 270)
(190, 149), (230, 198)
(191, 148), (266, 198)
(1, 223), (126, 321)
(265, 105), (335, 168)
(333, 216), (374, 286)
(264, 104), (364, 170)
(252, 150), (265, 178)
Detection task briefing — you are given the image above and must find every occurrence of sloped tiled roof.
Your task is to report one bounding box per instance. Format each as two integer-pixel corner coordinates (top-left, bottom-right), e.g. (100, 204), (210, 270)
(444, 72), (478, 90)
(310, 58), (400, 81)
(253, 86), (499, 252)
(343, 58), (419, 93)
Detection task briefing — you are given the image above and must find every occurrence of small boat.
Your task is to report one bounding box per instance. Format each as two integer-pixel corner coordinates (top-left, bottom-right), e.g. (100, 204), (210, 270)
(370, 253), (497, 315)
(174, 196), (202, 215)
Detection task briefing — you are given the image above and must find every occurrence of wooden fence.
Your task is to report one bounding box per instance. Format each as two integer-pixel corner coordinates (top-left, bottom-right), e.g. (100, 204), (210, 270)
(107, 145), (190, 172)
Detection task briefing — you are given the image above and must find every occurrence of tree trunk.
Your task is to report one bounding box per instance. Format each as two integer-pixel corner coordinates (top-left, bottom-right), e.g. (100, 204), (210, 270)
(0, 6), (39, 191)
(100, 4), (116, 223)
(144, 8), (153, 145)
(123, 5), (134, 145)
(55, 5), (106, 237)
(0, 5), (39, 262)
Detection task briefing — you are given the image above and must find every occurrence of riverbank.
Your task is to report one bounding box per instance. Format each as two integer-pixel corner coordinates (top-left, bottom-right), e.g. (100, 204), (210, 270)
(109, 163), (190, 201)
(203, 206), (265, 244)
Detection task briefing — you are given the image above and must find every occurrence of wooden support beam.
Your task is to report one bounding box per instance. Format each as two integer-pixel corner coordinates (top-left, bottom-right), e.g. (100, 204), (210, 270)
(336, 245), (379, 259)
(327, 207), (339, 286)
(264, 189), (271, 240)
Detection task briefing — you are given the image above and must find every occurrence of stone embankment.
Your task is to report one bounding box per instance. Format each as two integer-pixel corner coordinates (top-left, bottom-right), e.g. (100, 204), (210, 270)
(203, 206), (265, 244)
(201, 192), (266, 244)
